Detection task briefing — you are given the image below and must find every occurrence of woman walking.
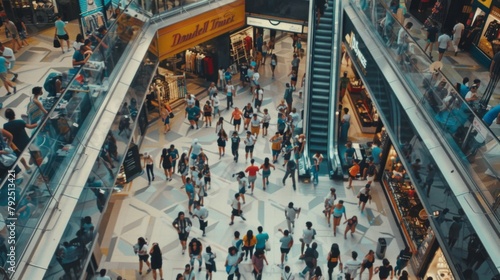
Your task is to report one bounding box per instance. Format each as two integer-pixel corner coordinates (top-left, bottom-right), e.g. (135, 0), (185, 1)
(159, 148), (172, 181)
(242, 230), (257, 261)
(215, 117), (224, 135)
(203, 246), (216, 280)
(231, 130), (241, 163)
(134, 237), (152, 275)
(259, 157), (275, 190)
(288, 70), (298, 91)
(235, 171), (248, 204)
(323, 188), (337, 227)
(375, 258), (394, 280)
(143, 152), (155, 184)
(357, 184), (371, 213)
(252, 249), (268, 280)
(172, 211), (193, 255)
(359, 250), (375, 280)
(332, 200), (347, 236)
(217, 130), (228, 159)
(326, 243), (342, 280)
(178, 152), (189, 185)
(149, 242), (164, 280)
(202, 164), (211, 190)
(344, 215), (358, 239)
(203, 101), (213, 127)
(270, 54), (278, 79)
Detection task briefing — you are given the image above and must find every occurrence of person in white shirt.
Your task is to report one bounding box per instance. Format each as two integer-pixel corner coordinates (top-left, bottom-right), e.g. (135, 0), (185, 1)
(0, 43), (18, 81)
(244, 131), (256, 161)
(253, 86), (264, 112)
(452, 20), (465, 56)
(192, 202), (209, 237)
(218, 67), (225, 89)
(465, 84), (480, 104)
(284, 202), (301, 233)
(261, 108), (271, 137)
(299, 221), (315, 257)
(282, 265), (295, 280)
(202, 246), (217, 280)
(211, 92), (221, 117)
(96, 269), (111, 280)
(437, 31), (452, 61)
(344, 251), (362, 280)
(230, 193), (246, 225)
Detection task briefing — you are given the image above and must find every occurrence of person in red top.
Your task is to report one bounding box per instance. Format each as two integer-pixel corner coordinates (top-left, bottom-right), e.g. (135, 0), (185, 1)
(347, 159), (360, 189)
(230, 107), (243, 132)
(245, 159), (260, 194)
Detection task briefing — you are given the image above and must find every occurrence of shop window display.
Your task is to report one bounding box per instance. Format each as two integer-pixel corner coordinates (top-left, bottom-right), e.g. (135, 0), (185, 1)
(476, 6), (500, 57)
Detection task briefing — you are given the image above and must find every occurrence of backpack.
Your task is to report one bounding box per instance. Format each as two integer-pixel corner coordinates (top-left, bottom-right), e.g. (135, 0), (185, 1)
(44, 72), (62, 96)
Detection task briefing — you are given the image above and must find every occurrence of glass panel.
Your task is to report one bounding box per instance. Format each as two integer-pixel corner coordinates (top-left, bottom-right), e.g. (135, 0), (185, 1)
(346, 1), (500, 278)
(348, 0), (500, 227)
(41, 49), (159, 279)
(0, 1), (147, 275)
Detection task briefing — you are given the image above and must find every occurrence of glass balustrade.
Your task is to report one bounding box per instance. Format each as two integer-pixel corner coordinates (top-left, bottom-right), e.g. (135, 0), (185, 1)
(349, 0), (500, 226)
(0, 1), (148, 276)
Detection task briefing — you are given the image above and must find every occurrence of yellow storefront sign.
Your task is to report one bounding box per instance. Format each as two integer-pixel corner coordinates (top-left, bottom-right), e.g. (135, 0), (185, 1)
(158, 0), (245, 59)
(477, 0), (492, 9)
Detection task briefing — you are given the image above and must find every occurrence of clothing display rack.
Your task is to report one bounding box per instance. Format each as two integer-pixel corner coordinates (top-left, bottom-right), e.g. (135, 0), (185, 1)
(185, 47), (215, 78)
(150, 73), (187, 102)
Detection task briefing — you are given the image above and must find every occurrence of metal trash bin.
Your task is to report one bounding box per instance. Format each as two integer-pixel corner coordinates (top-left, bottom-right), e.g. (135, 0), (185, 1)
(376, 238), (387, 259)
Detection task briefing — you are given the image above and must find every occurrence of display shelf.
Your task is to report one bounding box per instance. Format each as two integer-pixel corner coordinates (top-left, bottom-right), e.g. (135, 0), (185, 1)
(346, 85), (377, 133)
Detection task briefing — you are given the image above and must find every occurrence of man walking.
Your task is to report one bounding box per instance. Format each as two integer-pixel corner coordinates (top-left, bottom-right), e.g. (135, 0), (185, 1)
(284, 83), (293, 114)
(437, 31), (452, 61)
(192, 202), (209, 237)
(282, 158), (297, 190)
(226, 80), (236, 109)
(344, 251), (362, 280)
(298, 242), (318, 278)
(5, 19), (22, 52)
(229, 193), (246, 225)
(0, 52), (16, 96)
(245, 159), (259, 194)
(285, 202), (301, 234)
(278, 228), (293, 269)
(0, 42), (18, 81)
(244, 131), (256, 162)
(299, 221), (315, 257)
(452, 20), (465, 56)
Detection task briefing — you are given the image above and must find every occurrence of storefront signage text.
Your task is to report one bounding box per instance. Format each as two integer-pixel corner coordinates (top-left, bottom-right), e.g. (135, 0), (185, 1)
(171, 12), (236, 47)
(157, 0), (245, 59)
(350, 33), (368, 69)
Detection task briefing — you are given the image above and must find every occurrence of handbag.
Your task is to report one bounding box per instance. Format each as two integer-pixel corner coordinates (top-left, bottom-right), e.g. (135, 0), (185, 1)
(265, 240), (271, 251)
(211, 254), (217, 272)
(0, 147), (17, 167)
(169, 112), (175, 118)
(53, 36), (61, 48)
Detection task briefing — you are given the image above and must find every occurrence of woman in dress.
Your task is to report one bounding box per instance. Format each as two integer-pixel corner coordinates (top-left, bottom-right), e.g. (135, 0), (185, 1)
(344, 215), (358, 239)
(159, 148), (172, 181)
(149, 242), (163, 280)
(259, 157), (275, 190)
(359, 249), (376, 280)
(326, 243), (342, 280)
(178, 152), (189, 185)
(203, 101), (213, 127)
(217, 130), (228, 159)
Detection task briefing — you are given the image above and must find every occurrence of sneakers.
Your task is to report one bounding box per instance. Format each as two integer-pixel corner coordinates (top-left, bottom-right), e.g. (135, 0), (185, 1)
(277, 264), (284, 269)
(11, 74), (18, 82)
(229, 222), (234, 225)
(147, 268), (152, 273)
(182, 249), (185, 255)
(241, 215), (246, 221)
(285, 254), (288, 261)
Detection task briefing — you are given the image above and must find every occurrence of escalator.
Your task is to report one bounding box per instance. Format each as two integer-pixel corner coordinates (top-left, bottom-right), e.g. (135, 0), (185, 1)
(306, 0), (339, 175)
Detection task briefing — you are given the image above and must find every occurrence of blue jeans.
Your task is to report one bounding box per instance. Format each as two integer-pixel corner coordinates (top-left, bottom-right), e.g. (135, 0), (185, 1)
(312, 166), (319, 183)
(394, 259), (408, 276)
(301, 264), (314, 277)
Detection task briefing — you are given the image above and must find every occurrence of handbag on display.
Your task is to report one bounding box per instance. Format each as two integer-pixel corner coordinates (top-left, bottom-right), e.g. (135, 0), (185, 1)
(53, 36), (61, 48)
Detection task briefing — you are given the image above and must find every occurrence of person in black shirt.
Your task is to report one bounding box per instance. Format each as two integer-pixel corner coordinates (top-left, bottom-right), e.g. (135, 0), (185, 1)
(299, 242), (318, 278)
(374, 258), (393, 280)
(240, 61), (249, 87)
(231, 130), (241, 163)
(282, 159), (297, 190)
(394, 247), (412, 276)
(242, 103), (254, 130)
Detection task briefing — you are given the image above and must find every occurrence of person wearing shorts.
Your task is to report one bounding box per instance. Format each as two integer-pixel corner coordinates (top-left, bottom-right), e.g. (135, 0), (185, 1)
(250, 114), (261, 139)
(211, 92), (220, 117)
(245, 159), (259, 194)
(230, 106), (242, 132)
(230, 193), (246, 225)
(54, 14), (70, 53)
(270, 132), (282, 163)
(244, 131), (256, 161)
(203, 246), (217, 279)
(437, 32), (452, 61)
(278, 229), (293, 268)
(332, 200), (346, 237)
